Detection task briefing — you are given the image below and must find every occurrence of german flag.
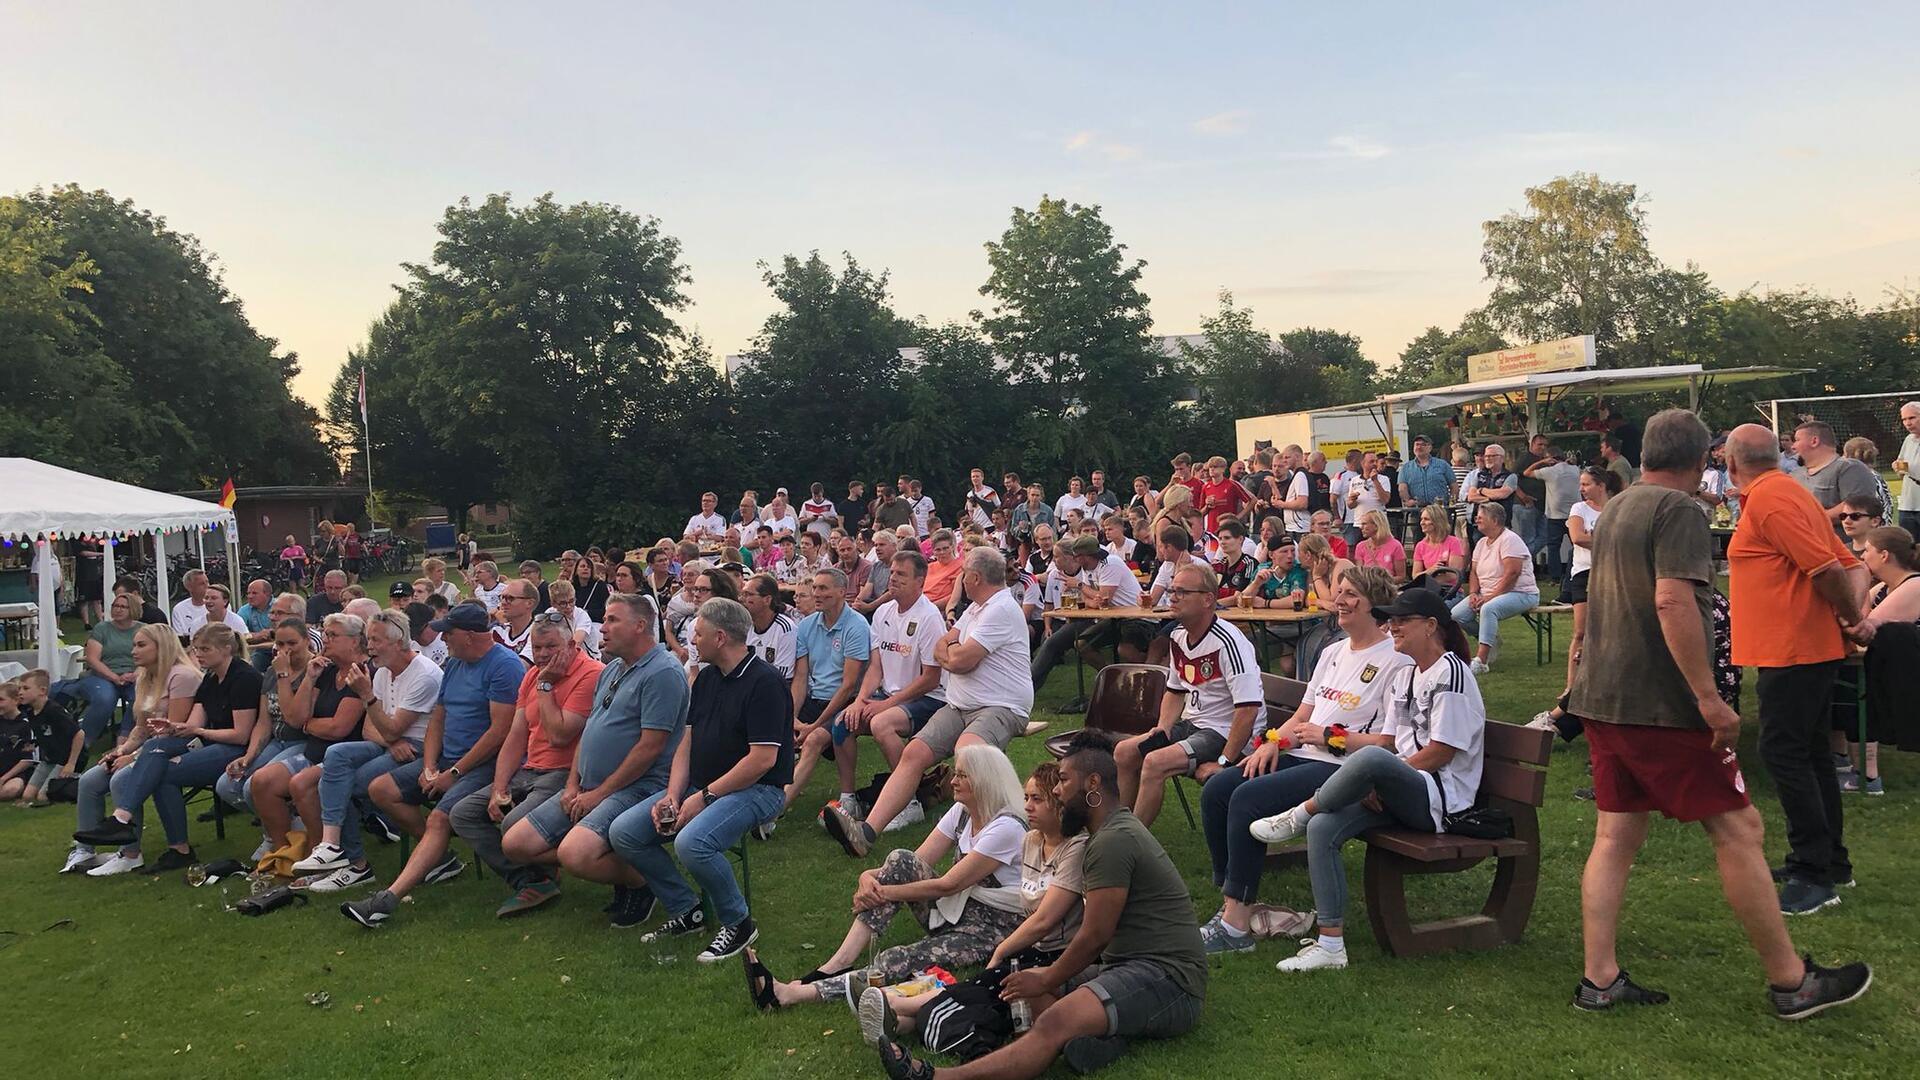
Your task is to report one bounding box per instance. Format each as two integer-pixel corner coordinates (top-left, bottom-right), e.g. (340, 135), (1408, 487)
(219, 478), (237, 509)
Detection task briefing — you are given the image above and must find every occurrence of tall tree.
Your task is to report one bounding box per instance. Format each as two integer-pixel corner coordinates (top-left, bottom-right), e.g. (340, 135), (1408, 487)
(1380, 316), (1507, 393)
(874, 323), (1026, 490)
(731, 252), (915, 485)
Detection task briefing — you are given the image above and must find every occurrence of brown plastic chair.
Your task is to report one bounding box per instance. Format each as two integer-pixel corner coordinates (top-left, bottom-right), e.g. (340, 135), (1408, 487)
(1044, 664), (1195, 826)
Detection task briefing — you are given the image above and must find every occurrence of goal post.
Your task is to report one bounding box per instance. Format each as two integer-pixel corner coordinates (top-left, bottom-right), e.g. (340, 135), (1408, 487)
(1767, 392), (1920, 463)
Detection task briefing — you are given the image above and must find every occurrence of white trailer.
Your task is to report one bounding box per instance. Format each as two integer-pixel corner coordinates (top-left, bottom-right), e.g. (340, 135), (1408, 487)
(1235, 404), (1409, 461)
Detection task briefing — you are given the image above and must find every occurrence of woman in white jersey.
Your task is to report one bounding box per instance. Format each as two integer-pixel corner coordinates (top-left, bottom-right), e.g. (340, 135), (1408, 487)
(1251, 586), (1486, 973)
(1197, 566), (1409, 955)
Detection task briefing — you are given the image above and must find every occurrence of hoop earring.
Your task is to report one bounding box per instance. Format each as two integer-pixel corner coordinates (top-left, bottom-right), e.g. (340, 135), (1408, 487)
(1086, 791), (1103, 809)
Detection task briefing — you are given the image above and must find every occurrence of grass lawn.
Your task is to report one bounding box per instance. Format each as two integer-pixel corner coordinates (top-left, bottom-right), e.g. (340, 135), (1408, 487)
(6, 565), (1914, 1078)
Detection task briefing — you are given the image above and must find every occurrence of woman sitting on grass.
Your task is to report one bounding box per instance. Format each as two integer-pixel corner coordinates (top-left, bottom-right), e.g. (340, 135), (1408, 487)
(745, 744), (1029, 1010)
(850, 761), (1088, 1045)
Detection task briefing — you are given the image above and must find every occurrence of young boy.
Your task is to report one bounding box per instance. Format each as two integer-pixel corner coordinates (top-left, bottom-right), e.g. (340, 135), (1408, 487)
(16, 670), (84, 805)
(0, 682), (37, 802)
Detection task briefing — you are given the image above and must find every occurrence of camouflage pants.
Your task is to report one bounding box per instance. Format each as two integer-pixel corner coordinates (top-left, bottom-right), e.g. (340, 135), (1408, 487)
(857, 848), (1026, 984)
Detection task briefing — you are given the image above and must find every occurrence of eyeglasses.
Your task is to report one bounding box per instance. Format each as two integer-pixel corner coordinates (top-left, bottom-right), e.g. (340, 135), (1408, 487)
(1167, 587), (1213, 598)
(534, 611), (568, 625)
(1839, 512), (1875, 522)
(684, 585), (712, 595)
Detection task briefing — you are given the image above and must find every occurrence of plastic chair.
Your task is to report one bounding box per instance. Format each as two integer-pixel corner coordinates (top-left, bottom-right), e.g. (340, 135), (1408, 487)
(1042, 664), (1197, 826)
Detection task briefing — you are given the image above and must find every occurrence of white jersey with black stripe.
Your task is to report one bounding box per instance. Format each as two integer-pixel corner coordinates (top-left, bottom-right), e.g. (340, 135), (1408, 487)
(1166, 616), (1266, 741)
(744, 611), (797, 679)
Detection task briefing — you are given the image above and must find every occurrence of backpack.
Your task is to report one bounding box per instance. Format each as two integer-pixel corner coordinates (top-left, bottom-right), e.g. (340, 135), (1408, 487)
(919, 977), (1014, 1062)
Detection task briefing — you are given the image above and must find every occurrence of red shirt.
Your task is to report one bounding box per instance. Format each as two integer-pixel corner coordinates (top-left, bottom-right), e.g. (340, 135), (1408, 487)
(1200, 479), (1252, 533)
(518, 650), (606, 771)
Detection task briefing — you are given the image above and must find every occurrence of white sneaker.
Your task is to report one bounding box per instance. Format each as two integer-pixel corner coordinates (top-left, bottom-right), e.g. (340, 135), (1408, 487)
(87, 852), (144, 877)
(817, 794), (862, 829)
(60, 847), (106, 875)
(298, 864), (377, 893)
(1527, 710), (1559, 731)
(292, 842), (350, 874)
(1470, 658), (1490, 675)
(1249, 807), (1308, 845)
(250, 837), (275, 863)
(1276, 939), (1349, 972)
(883, 799), (926, 833)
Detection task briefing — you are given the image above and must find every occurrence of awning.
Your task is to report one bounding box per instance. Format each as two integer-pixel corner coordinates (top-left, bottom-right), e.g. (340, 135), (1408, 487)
(1372, 365), (1803, 415)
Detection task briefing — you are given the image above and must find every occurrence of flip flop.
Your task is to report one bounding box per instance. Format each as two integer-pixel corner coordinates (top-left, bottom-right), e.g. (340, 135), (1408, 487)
(742, 947), (779, 1012)
(798, 964), (856, 984)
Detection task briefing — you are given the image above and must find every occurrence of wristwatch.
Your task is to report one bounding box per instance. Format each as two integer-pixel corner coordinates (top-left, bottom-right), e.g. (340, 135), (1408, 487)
(1216, 754), (1231, 767)
(700, 786), (716, 804)
(537, 681), (554, 693)
(447, 765), (462, 779)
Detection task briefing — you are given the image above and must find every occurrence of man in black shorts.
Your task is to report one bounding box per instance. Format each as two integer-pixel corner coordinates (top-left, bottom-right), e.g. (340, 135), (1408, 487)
(878, 734), (1205, 1079)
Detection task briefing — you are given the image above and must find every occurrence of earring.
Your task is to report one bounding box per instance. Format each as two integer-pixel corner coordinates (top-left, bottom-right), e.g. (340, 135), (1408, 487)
(1086, 790), (1103, 809)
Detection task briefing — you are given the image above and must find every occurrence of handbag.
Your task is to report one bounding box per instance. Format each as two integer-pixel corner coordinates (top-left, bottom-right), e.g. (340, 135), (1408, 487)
(234, 885), (308, 917)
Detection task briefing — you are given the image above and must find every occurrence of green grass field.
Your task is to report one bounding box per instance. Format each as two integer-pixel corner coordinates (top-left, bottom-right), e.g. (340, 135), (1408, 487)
(4, 565), (1913, 1078)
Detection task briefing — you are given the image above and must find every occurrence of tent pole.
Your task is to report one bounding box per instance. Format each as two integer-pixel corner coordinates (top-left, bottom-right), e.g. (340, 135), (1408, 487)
(227, 527), (240, 599)
(195, 529), (206, 572)
(102, 538), (116, 615)
(35, 540), (57, 675)
(1689, 375), (1700, 413)
(154, 533), (169, 615)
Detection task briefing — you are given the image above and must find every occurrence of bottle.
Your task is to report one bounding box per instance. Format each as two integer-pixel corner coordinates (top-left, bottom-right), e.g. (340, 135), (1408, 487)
(1007, 958), (1032, 1033)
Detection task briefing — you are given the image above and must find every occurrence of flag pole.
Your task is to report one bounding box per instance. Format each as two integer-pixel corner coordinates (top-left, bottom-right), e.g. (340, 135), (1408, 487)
(359, 368), (374, 505)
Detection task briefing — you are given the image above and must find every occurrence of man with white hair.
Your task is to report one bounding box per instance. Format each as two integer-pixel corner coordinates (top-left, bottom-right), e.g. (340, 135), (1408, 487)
(170, 568), (211, 639)
(1896, 401), (1920, 535)
(306, 569), (348, 623)
(1463, 443), (1516, 549)
(825, 545), (1033, 856)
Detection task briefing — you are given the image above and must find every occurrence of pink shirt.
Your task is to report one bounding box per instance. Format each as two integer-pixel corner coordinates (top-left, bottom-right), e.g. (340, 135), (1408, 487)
(1354, 536), (1406, 574)
(1414, 535), (1464, 572)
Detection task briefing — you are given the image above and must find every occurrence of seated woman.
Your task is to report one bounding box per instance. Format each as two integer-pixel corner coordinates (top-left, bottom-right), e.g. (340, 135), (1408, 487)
(746, 744), (1028, 1009)
(1252, 586), (1486, 972)
(1199, 567), (1408, 954)
(249, 613), (369, 868)
(1351, 510), (1407, 583)
(1409, 503), (1465, 589)
(71, 593), (144, 741)
(70, 623), (260, 876)
(1449, 503), (1540, 674)
(849, 761), (1088, 1046)
(1240, 538), (1313, 675)
(1292, 533), (1355, 677)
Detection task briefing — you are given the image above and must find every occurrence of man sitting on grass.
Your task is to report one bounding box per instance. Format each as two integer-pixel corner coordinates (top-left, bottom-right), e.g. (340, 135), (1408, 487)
(877, 733), (1206, 1079)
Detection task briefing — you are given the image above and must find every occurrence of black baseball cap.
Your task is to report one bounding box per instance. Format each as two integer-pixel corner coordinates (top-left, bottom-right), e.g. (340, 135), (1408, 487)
(1370, 588), (1453, 624)
(429, 602), (490, 633)
(389, 581), (411, 598)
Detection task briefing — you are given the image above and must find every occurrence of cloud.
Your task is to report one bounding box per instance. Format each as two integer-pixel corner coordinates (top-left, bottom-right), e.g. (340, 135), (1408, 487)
(1100, 142), (1141, 162)
(1063, 131), (1095, 151)
(1242, 268), (1415, 297)
(1778, 145), (1819, 160)
(1193, 109), (1252, 136)
(1327, 134), (1389, 160)
(1063, 131), (1142, 163)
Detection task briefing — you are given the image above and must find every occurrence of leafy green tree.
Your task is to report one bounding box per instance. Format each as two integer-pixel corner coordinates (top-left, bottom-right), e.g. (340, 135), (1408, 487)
(1277, 326), (1377, 406)
(1380, 317), (1507, 393)
(873, 323), (1026, 492)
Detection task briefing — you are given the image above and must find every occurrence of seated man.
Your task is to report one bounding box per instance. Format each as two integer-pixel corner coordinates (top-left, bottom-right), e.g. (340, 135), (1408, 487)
(610, 597), (794, 962)
(830, 549), (947, 835)
(877, 734), (1206, 1080)
(1114, 564), (1263, 827)
(288, 610), (444, 891)
(826, 546), (1033, 856)
(1031, 534), (1145, 690)
(779, 569), (872, 820)
(339, 603), (521, 925)
(738, 574), (797, 679)
(447, 617), (602, 917)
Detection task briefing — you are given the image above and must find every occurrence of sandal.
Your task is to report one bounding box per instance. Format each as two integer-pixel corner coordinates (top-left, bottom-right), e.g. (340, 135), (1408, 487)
(878, 1039), (934, 1080)
(798, 963), (856, 984)
(742, 947), (779, 1012)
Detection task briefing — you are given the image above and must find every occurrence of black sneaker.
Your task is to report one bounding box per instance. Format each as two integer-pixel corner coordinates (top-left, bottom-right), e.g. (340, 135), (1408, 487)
(609, 886), (657, 929)
(421, 855), (465, 886)
(1572, 970), (1670, 1011)
(605, 883), (627, 914)
(698, 916), (757, 963)
(1771, 955), (1872, 1020)
(1062, 1034), (1129, 1073)
(1779, 878), (1840, 916)
(822, 804), (874, 858)
(1771, 865), (1855, 888)
(74, 820), (139, 848)
(640, 906), (705, 942)
(141, 847), (198, 875)
(341, 888), (399, 928)
(365, 812), (403, 844)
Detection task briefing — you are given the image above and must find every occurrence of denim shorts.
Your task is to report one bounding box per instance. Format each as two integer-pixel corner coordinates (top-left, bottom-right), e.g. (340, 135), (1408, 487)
(521, 778), (661, 846)
(871, 689), (945, 734)
(1064, 958), (1204, 1039)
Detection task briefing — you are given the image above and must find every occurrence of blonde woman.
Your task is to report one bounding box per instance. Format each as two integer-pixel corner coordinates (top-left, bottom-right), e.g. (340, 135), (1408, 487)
(1295, 537), (1356, 676)
(64, 624), (202, 875)
(1149, 483), (1204, 547)
(1411, 503), (1466, 581)
(1352, 510), (1406, 583)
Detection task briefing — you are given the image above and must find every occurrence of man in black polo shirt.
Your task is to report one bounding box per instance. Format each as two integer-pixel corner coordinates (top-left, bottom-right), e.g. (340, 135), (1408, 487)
(610, 597), (793, 964)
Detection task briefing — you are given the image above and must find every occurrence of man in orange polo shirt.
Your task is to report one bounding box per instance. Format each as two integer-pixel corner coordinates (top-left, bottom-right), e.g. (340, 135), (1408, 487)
(1725, 424), (1869, 916)
(448, 618), (604, 917)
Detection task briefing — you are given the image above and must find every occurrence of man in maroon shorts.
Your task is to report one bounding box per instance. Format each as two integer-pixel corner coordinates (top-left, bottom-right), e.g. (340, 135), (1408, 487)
(1567, 409), (1870, 1020)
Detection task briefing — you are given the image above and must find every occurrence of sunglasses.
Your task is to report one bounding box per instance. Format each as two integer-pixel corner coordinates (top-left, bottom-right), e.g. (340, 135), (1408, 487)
(534, 611), (569, 625)
(1839, 512), (1875, 522)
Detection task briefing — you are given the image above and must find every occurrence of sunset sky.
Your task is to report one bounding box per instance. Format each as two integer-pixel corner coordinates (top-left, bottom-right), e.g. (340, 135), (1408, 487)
(8, 2), (1917, 405)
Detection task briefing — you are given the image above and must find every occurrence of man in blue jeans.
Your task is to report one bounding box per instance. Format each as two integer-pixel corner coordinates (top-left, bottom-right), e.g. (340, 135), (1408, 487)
(611, 597), (793, 964)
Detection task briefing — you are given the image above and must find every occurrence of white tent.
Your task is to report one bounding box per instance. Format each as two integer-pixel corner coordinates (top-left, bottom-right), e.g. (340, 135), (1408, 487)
(0, 458), (237, 674)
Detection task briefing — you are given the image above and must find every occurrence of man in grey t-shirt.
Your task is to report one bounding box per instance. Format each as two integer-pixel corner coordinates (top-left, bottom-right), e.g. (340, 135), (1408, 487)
(1791, 420), (1877, 536)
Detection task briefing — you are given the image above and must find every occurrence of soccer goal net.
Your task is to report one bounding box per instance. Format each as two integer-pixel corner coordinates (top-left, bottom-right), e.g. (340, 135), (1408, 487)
(1767, 392), (1919, 464)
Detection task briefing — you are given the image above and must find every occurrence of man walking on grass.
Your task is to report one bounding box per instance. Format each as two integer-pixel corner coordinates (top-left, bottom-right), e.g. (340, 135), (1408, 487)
(1567, 410), (1870, 1019)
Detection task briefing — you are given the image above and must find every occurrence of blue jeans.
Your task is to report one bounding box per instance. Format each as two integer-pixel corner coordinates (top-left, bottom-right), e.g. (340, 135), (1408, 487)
(215, 738), (299, 809)
(319, 740), (416, 862)
(1304, 746), (1436, 927)
(1450, 591), (1539, 650)
(152, 742), (245, 846)
(76, 761), (145, 846)
(111, 735), (195, 827)
(609, 784), (784, 927)
(1539, 517), (1568, 583)
(1200, 756), (1339, 902)
(67, 675), (135, 741)
(1511, 504), (1542, 557)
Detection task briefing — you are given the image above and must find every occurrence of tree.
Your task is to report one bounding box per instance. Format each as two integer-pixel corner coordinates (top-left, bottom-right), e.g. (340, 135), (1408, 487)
(731, 252), (915, 484)
(1379, 316), (1507, 393)
(873, 323), (1026, 488)
(1, 185), (332, 488)
(1277, 326), (1377, 406)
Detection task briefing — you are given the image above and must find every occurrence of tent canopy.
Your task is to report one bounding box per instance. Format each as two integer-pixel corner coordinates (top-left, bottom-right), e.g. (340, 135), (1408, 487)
(0, 458), (236, 541)
(1372, 364), (1802, 417)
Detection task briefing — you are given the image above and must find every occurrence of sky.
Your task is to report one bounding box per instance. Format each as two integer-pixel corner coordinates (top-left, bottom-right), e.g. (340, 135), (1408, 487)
(7, 3), (1918, 407)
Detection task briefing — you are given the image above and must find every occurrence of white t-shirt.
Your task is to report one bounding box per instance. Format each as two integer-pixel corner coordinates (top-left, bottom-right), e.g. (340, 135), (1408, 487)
(1329, 469), (1360, 523)
(762, 510), (799, 539)
(909, 496), (935, 536)
(744, 611), (797, 678)
(933, 803), (1028, 919)
(1017, 572), (1044, 618)
(1472, 528), (1537, 595)
(1537, 461), (1582, 519)
(431, 580), (462, 605)
(1289, 635), (1412, 765)
(872, 595), (946, 700)
(471, 580), (508, 612)
(1083, 554), (1142, 607)
(800, 499), (838, 537)
(207, 609), (249, 637)
(1382, 652), (1487, 831)
(1567, 500), (1602, 577)
(1166, 617), (1265, 746)
(1054, 493), (1093, 521)
(493, 619), (535, 663)
(1347, 473), (1389, 520)
(1148, 557), (1193, 608)
(374, 653), (445, 742)
(1696, 468), (1731, 518)
(1284, 471), (1313, 534)
(171, 598), (209, 638)
(946, 588), (1033, 717)
(1900, 433), (1920, 512)
(684, 512), (727, 540)
(420, 634), (449, 668)
(548, 605), (600, 658)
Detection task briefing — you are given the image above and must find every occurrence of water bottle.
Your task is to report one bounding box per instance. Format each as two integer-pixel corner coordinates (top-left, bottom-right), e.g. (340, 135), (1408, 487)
(1007, 958), (1032, 1033)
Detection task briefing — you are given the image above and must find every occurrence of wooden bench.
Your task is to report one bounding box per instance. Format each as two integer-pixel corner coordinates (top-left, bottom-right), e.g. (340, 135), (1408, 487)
(1358, 720), (1551, 957)
(1521, 603), (1573, 665)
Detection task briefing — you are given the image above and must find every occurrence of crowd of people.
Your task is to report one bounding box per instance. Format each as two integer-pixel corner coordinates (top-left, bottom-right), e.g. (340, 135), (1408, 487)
(11, 405), (1908, 1076)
